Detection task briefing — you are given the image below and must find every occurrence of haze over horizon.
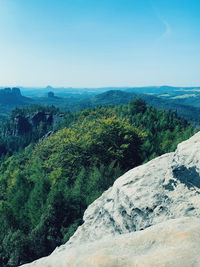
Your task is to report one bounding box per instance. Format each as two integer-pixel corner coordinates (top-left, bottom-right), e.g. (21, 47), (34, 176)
(0, 0), (199, 88)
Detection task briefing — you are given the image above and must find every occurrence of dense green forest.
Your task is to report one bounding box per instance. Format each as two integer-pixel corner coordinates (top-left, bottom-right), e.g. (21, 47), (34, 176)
(0, 99), (197, 266)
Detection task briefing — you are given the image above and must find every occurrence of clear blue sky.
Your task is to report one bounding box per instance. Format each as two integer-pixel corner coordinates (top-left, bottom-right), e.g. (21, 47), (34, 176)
(0, 0), (199, 87)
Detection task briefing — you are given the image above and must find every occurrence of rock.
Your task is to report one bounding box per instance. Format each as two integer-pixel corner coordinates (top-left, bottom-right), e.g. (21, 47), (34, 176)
(48, 91), (55, 98)
(20, 132), (200, 266)
(13, 115), (32, 136)
(4, 87), (12, 93)
(12, 87), (21, 96)
(21, 217), (200, 267)
(0, 87), (32, 105)
(2, 111), (63, 137)
(31, 111), (53, 127)
(52, 113), (64, 126)
(40, 130), (53, 141)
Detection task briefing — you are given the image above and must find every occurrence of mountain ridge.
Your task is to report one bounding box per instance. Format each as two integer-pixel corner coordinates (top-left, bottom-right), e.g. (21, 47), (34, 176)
(64, 90), (200, 127)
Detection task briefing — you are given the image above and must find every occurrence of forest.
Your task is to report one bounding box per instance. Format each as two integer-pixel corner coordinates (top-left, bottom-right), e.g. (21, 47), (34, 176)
(0, 99), (197, 266)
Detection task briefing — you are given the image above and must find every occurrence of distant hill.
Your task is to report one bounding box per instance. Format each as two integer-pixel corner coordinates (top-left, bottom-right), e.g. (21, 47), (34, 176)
(64, 90), (137, 111)
(125, 86), (200, 108)
(20, 85), (200, 110)
(1, 87), (200, 127)
(64, 90), (200, 127)
(20, 85), (200, 119)
(0, 87), (32, 105)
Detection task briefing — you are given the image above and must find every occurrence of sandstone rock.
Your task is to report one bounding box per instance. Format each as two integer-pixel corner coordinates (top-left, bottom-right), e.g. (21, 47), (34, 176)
(21, 217), (200, 267)
(0, 87), (28, 105)
(21, 132), (200, 266)
(12, 87), (22, 96)
(13, 115), (32, 136)
(48, 91), (55, 98)
(2, 111), (63, 137)
(31, 111), (53, 127)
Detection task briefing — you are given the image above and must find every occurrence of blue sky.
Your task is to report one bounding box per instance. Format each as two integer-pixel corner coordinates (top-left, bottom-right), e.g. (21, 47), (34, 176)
(0, 0), (199, 87)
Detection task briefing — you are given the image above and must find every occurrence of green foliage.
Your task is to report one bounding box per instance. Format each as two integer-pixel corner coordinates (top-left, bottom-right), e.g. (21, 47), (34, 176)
(129, 98), (147, 114)
(0, 100), (197, 266)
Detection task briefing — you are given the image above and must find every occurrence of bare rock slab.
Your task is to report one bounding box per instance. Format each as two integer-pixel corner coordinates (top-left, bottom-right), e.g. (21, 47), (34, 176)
(22, 217), (200, 267)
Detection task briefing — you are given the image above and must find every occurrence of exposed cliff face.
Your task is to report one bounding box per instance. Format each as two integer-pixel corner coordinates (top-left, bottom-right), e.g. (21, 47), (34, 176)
(2, 112), (63, 137)
(21, 132), (200, 267)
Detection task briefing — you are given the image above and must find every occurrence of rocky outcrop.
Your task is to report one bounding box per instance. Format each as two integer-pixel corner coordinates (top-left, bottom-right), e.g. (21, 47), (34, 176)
(21, 132), (200, 266)
(21, 217), (200, 267)
(48, 91), (55, 98)
(0, 87), (30, 105)
(2, 112), (64, 137)
(12, 87), (22, 96)
(13, 115), (32, 136)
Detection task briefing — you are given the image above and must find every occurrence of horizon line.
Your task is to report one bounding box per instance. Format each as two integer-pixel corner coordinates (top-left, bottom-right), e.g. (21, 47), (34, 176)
(1, 85), (200, 90)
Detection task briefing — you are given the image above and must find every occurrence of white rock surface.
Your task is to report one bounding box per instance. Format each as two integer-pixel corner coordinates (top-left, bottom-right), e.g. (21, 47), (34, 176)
(22, 217), (200, 267)
(21, 132), (200, 266)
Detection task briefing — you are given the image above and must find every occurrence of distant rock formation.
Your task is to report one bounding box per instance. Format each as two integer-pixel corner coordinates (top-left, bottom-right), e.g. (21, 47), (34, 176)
(47, 91), (60, 99)
(47, 91), (55, 98)
(0, 87), (31, 105)
(21, 132), (200, 267)
(12, 87), (22, 96)
(0, 87), (21, 97)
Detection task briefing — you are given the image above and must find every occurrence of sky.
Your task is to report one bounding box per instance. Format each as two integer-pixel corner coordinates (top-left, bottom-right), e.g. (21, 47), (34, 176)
(0, 0), (199, 87)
